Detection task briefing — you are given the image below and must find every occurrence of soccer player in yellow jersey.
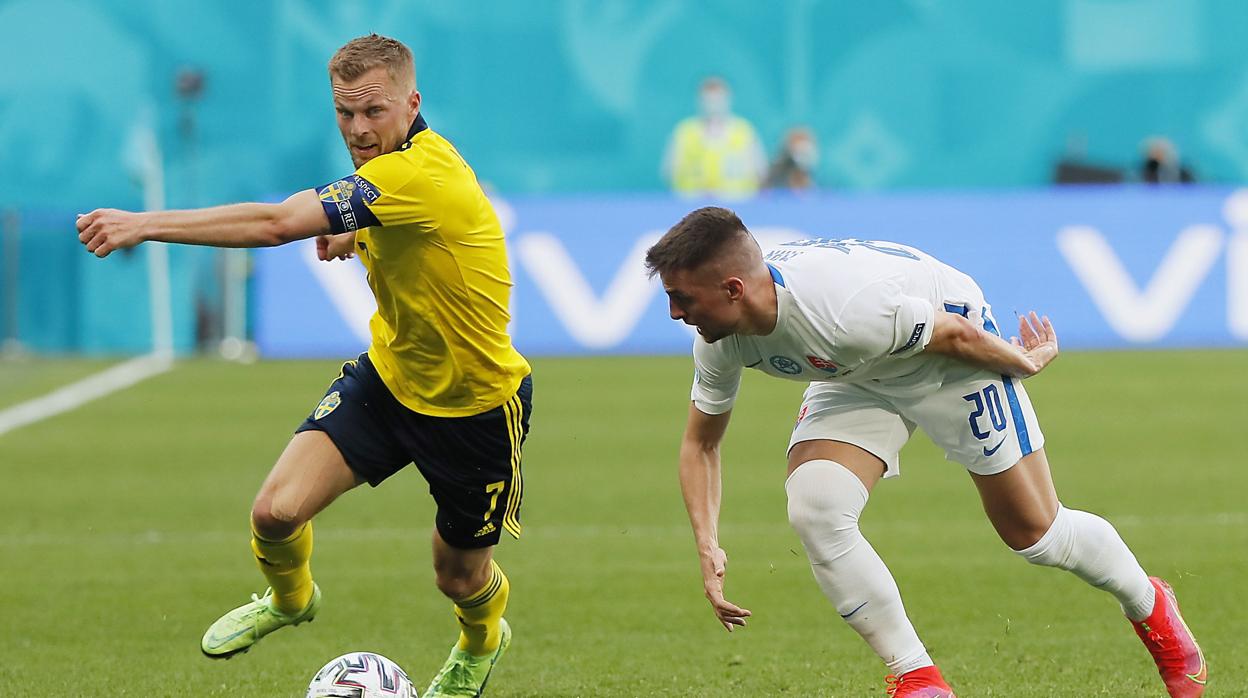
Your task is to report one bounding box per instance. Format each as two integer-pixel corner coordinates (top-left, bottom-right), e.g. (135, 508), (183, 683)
(76, 34), (530, 697)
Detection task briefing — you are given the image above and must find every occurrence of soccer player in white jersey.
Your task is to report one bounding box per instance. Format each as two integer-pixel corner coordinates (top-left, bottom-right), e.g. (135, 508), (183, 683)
(645, 207), (1206, 697)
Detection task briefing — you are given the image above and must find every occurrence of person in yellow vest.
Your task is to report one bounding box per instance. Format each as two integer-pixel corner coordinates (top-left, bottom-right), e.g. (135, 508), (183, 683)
(76, 34), (528, 698)
(662, 77), (766, 199)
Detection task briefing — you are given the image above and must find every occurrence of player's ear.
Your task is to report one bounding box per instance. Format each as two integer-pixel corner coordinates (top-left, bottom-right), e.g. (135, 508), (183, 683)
(410, 90), (422, 115)
(723, 277), (746, 301)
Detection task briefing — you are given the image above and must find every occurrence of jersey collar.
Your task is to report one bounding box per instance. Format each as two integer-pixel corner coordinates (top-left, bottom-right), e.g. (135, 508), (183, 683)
(757, 264), (792, 338)
(766, 263), (786, 287)
(401, 113), (429, 149)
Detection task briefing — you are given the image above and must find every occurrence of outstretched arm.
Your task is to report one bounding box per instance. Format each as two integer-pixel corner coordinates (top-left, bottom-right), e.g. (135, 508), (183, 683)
(76, 189), (330, 258)
(679, 404), (753, 631)
(924, 310), (1058, 378)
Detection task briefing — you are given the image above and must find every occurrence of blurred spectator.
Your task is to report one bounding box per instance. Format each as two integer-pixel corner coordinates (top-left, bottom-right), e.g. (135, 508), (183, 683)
(1053, 131), (1124, 185)
(1052, 159), (1124, 184)
(764, 127), (818, 191)
(1139, 136), (1196, 184)
(662, 77), (765, 199)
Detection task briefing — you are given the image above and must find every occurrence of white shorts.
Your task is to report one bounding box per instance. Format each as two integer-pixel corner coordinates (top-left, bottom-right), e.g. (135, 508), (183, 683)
(788, 362), (1045, 477)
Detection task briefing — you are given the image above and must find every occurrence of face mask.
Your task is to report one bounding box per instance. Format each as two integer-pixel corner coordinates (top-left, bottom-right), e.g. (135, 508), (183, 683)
(700, 90), (730, 118)
(790, 141), (818, 170)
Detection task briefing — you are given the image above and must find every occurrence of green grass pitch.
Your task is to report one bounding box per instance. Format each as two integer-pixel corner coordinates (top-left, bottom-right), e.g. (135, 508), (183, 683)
(1, 352), (1245, 696)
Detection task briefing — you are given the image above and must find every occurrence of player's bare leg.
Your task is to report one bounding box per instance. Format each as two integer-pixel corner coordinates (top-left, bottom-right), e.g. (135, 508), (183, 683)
(201, 431), (362, 658)
(786, 440), (955, 697)
(425, 532), (511, 697)
(251, 430), (363, 541)
(972, 447), (1206, 696)
(968, 446), (1058, 549)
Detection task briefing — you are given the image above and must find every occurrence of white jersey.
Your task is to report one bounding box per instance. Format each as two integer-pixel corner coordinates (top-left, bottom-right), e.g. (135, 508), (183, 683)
(690, 238), (990, 415)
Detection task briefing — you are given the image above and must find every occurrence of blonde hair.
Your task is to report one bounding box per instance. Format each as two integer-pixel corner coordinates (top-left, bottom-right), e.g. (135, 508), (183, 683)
(328, 34), (415, 88)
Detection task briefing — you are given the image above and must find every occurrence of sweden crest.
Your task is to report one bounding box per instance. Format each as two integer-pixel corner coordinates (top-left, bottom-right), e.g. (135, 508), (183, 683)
(318, 180), (355, 204)
(314, 391), (342, 419)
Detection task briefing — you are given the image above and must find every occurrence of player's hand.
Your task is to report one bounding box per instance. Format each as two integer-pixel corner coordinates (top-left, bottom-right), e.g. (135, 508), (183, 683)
(76, 209), (147, 258)
(316, 233), (356, 261)
(701, 546), (752, 632)
(1010, 311), (1058, 376)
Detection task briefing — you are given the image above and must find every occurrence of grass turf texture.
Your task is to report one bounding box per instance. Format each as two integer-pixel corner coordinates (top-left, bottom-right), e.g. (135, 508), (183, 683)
(0, 352), (1244, 697)
(0, 356), (120, 409)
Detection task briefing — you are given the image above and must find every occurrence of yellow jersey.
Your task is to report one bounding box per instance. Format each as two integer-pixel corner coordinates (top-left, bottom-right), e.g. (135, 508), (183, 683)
(316, 114), (530, 417)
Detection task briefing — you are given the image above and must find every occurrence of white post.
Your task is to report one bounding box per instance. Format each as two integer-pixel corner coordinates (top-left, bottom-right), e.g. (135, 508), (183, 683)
(219, 247), (254, 361)
(2, 209), (22, 356)
(133, 109), (175, 359)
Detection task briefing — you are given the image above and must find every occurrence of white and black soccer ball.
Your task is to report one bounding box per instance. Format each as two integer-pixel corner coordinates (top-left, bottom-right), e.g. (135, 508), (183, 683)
(306, 651), (419, 698)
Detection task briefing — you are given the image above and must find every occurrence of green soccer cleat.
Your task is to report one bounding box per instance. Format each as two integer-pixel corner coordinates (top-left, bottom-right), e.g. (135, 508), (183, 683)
(424, 618), (512, 697)
(200, 584), (321, 659)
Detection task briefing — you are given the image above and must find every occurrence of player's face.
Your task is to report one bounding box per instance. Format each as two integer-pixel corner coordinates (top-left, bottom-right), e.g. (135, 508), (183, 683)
(661, 267), (743, 343)
(332, 67), (421, 168)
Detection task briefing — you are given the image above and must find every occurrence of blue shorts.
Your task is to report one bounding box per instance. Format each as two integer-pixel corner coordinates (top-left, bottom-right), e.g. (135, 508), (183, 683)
(296, 353), (532, 549)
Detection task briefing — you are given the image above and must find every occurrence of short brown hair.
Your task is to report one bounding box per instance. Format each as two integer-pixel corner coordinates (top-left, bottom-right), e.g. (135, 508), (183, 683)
(644, 207), (751, 277)
(329, 34), (415, 87)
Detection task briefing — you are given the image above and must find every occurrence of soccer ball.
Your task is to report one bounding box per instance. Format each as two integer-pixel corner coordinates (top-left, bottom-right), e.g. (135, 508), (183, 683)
(306, 651), (419, 698)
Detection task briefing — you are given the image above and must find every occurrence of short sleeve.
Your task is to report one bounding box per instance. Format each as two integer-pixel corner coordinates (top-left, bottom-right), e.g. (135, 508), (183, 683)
(888, 293), (935, 357)
(316, 152), (435, 233)
(690, 337), (743, 415)
(834, 280), (935, 362)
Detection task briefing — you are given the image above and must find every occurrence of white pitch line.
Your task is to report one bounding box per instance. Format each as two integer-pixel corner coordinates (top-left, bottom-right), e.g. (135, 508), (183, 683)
(0, 353), (174, 438)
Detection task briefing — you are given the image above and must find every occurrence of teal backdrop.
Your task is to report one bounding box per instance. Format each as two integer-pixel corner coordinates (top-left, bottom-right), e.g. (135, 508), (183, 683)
(6, 0), (1248, 355)
(4, 0), (1248, 210)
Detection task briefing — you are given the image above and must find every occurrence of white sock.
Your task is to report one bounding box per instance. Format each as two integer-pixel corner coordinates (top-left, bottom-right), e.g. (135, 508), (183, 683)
(1016, 505), (1155, 621)
(786, 459), (933, 676)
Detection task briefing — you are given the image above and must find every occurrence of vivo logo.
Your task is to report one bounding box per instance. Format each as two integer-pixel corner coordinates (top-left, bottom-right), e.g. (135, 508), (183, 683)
(286, 192), (1248, 354)
(1057, 188), (1248, 343)
(512, 227), (800, 349)
(513, 231), (665, 349)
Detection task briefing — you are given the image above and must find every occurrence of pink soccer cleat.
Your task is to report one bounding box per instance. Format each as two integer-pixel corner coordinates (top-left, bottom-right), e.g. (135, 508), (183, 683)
(1131, 577), (1207, 698)
(884, 665), (956, 697)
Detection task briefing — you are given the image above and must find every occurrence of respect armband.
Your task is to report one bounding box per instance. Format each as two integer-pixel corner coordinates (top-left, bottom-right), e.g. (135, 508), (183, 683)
(316, 174), (382, 234)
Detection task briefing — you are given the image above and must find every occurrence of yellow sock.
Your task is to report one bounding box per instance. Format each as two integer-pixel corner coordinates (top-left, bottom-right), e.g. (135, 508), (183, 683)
(454, 560), (509, 656)
(250, 521), (314, 615)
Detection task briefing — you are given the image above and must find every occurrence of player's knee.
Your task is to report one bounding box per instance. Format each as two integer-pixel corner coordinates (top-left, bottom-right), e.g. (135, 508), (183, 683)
(434, 575), (473, 601)
(1011, 520), (1057, 551)
(434, 565), (488, 601)
(1015, 505), (1073, 568)
(786, 459), (870, 564)
(250, 496), (303, 540)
